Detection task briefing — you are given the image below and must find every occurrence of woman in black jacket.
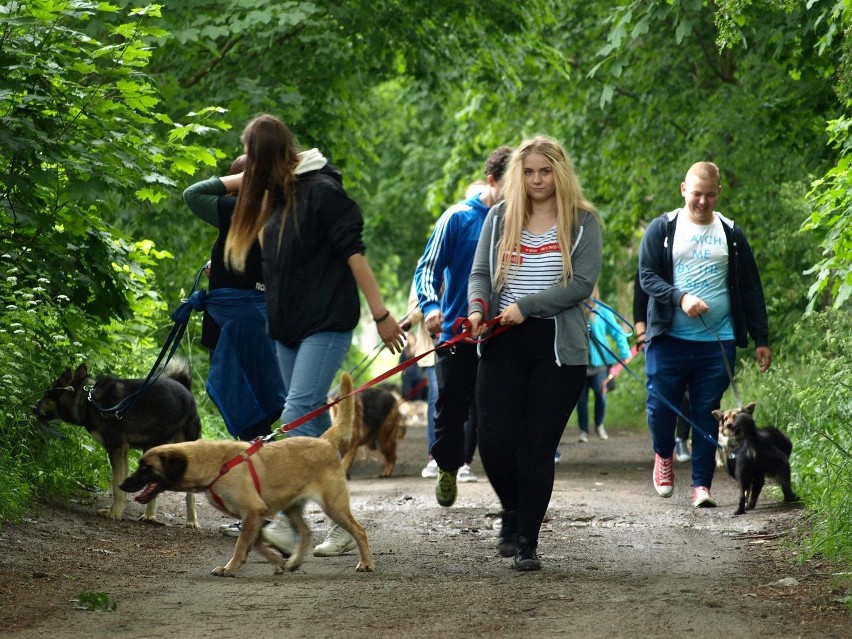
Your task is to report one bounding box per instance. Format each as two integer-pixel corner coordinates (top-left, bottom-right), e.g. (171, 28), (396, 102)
(224, 113), (404, 557)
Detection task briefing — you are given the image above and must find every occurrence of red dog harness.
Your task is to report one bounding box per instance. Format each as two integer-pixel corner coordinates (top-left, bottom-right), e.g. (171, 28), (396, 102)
(205, 438), (264, 516)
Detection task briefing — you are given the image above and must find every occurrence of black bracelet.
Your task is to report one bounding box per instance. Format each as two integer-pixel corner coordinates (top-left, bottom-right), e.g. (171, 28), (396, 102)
(373, 310), (390, 323)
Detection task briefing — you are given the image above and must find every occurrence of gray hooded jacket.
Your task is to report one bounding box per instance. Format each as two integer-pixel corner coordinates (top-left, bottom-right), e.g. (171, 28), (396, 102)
(467, 202), (603, 366)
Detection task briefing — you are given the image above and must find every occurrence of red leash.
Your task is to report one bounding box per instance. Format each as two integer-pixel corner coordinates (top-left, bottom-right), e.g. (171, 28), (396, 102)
(207, 313), (508, 491)
(271, 313), (508, 437)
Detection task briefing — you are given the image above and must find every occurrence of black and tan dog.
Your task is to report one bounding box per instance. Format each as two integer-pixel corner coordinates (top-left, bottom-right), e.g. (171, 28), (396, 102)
(713, 405), (799, 516)
(333, 385), (406, 478)
(35, 359), (200, 526)
(120, 373), (373, 577)
(710, 404), (748, 469)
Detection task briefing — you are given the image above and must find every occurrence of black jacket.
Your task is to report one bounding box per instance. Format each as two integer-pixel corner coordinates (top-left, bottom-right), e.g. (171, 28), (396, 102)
(638, 209), (769, 349)
(262, 165), (365, 345)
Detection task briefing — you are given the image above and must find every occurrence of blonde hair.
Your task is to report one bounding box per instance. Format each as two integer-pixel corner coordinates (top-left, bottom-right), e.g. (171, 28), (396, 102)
(224, 114), (299, 272)
(494, 136), (598, 290)
(685, 161), (720, 185)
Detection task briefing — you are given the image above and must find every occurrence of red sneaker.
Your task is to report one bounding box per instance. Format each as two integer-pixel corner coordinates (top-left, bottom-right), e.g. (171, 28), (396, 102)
(692, 486), (717, 508)
(653, 453), (674, 497)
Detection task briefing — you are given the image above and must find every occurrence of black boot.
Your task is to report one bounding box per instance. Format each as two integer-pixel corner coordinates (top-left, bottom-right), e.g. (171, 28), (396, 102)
(496, 511), (517, 558)
(514, 535), (541, 571)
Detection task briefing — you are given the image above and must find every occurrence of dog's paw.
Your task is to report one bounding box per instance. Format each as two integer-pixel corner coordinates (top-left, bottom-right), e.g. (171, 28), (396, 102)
(185, 520), (201, 529)
(99, 507), (124, 520)
(283, 558), (303, 572)
(211, 566), (237, 577)
(139, 515), (165, 526)
(355, 562), (374, 572)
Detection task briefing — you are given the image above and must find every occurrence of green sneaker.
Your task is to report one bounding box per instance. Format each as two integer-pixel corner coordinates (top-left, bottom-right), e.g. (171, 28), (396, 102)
(435, 469), (458, 507)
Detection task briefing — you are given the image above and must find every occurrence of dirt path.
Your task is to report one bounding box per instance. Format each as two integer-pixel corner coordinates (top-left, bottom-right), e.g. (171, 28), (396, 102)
(1, 423), (848, 638)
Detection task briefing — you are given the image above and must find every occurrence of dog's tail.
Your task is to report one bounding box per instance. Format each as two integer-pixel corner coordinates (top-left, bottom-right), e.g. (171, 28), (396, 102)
(162, 356), (192, 391)
(321, 373), (354, 456)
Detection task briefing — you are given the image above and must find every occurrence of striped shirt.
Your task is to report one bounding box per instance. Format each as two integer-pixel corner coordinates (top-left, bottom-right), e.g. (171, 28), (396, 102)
(498, 226), (563, 314)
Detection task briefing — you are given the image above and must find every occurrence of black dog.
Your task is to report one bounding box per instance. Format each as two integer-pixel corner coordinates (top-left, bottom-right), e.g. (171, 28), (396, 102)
(725, 411), (798, 516)
(35, 358), (201, 526)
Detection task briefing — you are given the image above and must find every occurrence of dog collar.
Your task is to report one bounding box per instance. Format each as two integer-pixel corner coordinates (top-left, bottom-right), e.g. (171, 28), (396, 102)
(76, 381), (96, 424)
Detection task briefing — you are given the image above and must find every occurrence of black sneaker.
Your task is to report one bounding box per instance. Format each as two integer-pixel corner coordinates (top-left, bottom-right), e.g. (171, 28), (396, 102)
(496, 511), (517, 558)
(513, 536), (541, 571)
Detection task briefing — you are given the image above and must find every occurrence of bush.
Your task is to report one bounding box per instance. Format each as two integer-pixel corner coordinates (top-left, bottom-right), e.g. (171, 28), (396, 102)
(749, 310), (852, 566)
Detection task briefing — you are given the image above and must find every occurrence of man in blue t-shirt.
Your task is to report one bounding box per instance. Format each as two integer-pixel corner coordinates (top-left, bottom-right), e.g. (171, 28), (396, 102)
(639, 161), (771, 509)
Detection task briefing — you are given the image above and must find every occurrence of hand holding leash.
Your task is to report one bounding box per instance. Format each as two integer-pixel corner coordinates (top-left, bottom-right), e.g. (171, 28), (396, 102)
(466, 311), (485, 337)
(499, 302), (525, 326)
(679, 293), (708, 318)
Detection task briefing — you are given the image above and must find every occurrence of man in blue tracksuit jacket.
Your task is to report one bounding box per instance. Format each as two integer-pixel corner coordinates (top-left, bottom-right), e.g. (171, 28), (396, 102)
(414, 145), (513, 507)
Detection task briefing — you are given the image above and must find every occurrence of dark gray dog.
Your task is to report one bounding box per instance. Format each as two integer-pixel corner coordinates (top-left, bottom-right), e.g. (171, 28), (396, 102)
(724, 410), (798, 516)
(35, 358), (201, 526)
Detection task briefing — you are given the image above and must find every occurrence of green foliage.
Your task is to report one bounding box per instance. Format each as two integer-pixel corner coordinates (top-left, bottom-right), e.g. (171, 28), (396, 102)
(803, 115), (852, 311)
(0, 0), (227, 521)
(736, 310), (852, 565)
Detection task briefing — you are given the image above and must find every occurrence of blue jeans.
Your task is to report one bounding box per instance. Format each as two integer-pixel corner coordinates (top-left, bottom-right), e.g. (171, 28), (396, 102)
(576, 368), (608, 432)
(274, 330), (352, 437)
(425, 365), (438, 452)
(645, 334), (736, 488)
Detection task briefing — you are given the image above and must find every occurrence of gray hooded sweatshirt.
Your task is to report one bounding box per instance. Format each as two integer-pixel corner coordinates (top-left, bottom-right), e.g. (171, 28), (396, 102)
(467, 202), (603, 366)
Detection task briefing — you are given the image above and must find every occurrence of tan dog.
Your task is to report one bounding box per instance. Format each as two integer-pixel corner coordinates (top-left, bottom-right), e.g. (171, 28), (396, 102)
(711, 402), (756, 468)
(120, 373), (373, 577)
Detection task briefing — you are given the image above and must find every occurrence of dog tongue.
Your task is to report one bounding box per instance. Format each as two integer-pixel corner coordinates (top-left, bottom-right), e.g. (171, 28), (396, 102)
(135, 483), (161, 504)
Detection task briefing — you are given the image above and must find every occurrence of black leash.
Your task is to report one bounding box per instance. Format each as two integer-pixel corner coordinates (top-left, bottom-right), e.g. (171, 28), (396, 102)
(86, 265), (206, 418)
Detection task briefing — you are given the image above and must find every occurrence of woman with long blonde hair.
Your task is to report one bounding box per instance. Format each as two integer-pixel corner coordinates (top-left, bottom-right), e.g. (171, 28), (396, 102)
(467, 135), (602, 571)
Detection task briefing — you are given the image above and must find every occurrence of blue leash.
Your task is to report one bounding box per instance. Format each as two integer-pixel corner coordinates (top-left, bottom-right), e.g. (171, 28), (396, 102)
(584, 298), (726, 451)
(87, 265), (207, 418)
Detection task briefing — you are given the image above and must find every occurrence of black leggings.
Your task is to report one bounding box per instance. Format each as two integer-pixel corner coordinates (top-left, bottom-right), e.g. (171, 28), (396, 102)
(476, 319), (586, 541)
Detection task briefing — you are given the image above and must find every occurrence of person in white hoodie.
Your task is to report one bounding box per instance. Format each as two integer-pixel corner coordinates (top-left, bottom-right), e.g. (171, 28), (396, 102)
(223, 113), (405, 558)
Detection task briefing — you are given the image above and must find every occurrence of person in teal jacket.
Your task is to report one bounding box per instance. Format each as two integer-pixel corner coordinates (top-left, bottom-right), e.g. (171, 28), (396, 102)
(576, 289), (631, 442)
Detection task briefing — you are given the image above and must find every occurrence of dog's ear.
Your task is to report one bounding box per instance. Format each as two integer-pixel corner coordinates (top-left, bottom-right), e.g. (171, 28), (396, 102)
(57, 367), (74, 386)
(711, 409), (722, 421)
(73, 363), (88, 380)
(743, 402), (756, 415)
(160, 450), (188, 483)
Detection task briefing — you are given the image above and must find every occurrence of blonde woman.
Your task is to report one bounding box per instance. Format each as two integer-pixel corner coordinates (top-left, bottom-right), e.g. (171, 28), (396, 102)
(467, 136), (602, 570)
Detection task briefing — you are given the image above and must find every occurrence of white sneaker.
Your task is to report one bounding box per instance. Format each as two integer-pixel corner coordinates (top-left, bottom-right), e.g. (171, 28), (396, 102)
(421, 458), (439, 478)
(314, 524), (357, 556)
(457, 464), (478, 483)
(261, 517), (298, 555)
(674, 437), (691, 463)
(218, 521), (242, 537)
(595, 425), (609, 440)
(578, 431), (589, 443)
